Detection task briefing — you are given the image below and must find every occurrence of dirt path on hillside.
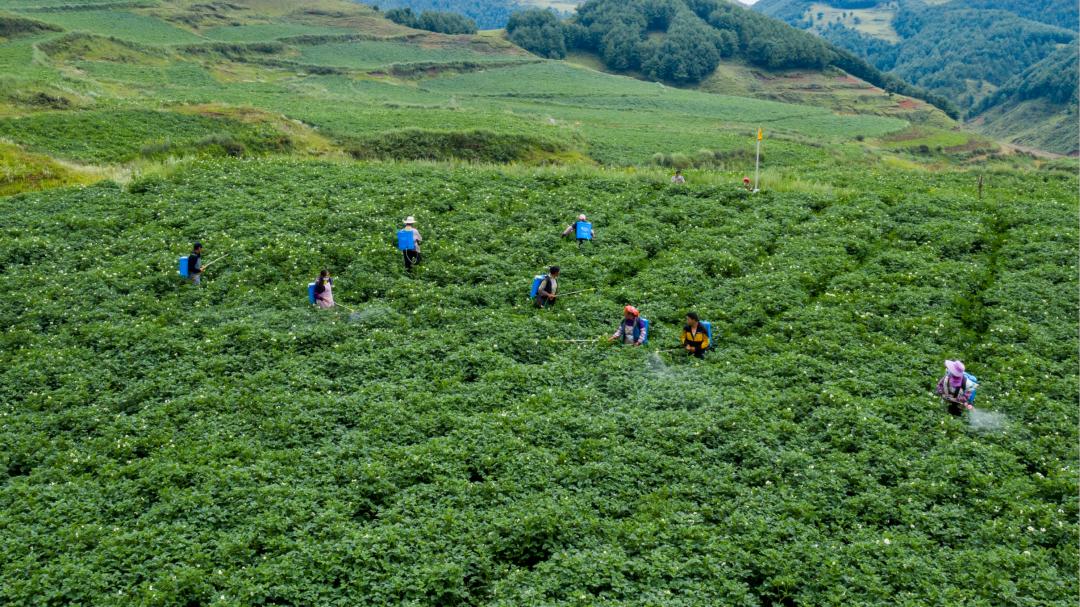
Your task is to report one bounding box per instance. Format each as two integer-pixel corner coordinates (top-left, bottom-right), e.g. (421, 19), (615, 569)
(1001, 142), (1066, 159)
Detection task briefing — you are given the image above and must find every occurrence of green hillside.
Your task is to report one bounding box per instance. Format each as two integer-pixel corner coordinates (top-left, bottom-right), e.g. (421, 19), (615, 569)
(503, 0), (958, 115)
(0, 0), (1078, 605)
(0, 0), (955, 184)
(970, 41), (1080, 156)
(752, 0), (1079, 154)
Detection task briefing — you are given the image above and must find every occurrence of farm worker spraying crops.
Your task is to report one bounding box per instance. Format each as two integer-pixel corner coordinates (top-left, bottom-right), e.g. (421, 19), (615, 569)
(680, 312), (710, 358)
(397, 216), (422, 271)
(562, 214), (594, 246)
(671, 169), (685, 185)
(187, 242), (203, 285)
(936, 359), (978, 415)
(532, 265), (559, 308)
(610, 305), (648, 346)
(314, 269), (334, 309)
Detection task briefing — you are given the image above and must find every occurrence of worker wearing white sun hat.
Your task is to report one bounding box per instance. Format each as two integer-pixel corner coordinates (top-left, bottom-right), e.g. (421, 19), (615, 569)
(396, 216), (422, 271)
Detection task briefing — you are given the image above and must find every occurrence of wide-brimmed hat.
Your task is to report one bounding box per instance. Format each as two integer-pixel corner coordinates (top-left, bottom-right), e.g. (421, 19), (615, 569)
(945, 360), (965, 386)
(403, 216), (416, 224)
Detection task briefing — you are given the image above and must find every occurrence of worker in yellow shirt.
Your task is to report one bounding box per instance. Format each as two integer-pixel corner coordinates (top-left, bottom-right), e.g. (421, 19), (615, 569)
(680, 312), (710, 358)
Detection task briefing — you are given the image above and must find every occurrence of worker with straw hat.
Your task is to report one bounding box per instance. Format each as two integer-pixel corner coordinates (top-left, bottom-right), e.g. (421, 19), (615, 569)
(396, 216), (422, 271)
(936, 359), (976, 415)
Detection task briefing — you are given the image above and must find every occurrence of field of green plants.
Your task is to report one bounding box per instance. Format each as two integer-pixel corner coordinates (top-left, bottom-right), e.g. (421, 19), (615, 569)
(1, 159), (1076, 605)
(0, 109), (293, 163)
(15, 9), (205, 45)
(1, 1), (1077, 604)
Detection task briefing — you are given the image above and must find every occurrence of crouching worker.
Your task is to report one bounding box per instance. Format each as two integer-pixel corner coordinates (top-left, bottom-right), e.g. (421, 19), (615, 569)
(397, 216), (422, 271)
(609, 305), (647, 346)
(314, 269), (334, 308)
(533, 266), (559, 308)
(562, 214), (593, 246)
(681, 312), (709, 358)
(936, 359), (977, 415)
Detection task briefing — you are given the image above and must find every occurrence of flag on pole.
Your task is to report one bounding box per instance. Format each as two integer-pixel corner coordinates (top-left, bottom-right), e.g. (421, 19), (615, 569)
(754, 127), (762, 193)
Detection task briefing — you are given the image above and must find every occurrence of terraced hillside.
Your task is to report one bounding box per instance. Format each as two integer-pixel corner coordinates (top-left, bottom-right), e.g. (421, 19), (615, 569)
(2, 0), (983, 195)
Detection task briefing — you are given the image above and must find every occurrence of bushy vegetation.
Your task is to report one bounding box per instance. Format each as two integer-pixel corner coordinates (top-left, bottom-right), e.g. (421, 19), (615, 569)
(345, 128), (575, 162)
(384, 7), (478, 34)
(506, 8), (568, 59)
(367, 0), (520, 30)
(0, 159), (1076, 605)
(0, 142), (97, 195)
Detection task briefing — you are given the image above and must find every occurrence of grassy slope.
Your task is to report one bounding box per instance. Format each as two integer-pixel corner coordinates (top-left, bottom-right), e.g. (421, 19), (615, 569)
(0, 0), (938, 181)
(972, 99), (1079, 157)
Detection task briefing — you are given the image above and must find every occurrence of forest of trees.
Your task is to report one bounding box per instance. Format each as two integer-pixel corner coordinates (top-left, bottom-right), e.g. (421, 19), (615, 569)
(383, 7), (478, 33)
(974, 41), (1079, 112)
(367, 0), (514, 30)
(505, 9), (568, 58)
(503, 0), (956, 115)
(753, 0), (1077, 116)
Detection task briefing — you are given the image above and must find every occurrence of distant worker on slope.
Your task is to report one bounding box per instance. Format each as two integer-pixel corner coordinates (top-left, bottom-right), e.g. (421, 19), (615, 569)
(936, 359), (978, 415)
(743, 177), (753, 192)
(532, 266), (560, 308)
(609, 305), (648, 346)
(680, 312), (710, 358)
(397, 216), (422, 271)
(314, 269), (334, 309)
(671, 169), (685, 185)
(562, 214), (594, 246)
(187, 242), (204, 286)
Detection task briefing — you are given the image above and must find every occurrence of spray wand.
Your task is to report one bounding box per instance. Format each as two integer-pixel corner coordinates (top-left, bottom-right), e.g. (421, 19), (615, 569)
(200, 254), (228, 269)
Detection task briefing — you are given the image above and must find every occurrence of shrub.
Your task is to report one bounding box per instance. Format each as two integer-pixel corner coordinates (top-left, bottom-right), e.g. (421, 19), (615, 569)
(346, 128), (575, 163)
(668, 152), (692, 168)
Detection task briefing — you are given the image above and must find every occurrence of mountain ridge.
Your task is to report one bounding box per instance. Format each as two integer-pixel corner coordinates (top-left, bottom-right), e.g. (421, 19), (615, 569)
(752, 0), (1079, 154)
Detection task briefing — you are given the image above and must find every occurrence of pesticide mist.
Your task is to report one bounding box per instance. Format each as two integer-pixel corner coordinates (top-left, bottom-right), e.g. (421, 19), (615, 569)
(967, 408), (1009, 432)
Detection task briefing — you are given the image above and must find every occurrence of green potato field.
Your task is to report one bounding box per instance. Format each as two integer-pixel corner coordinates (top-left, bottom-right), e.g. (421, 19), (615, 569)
(1, 0), (1077, 604)
(1, 160), (1076, 605)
